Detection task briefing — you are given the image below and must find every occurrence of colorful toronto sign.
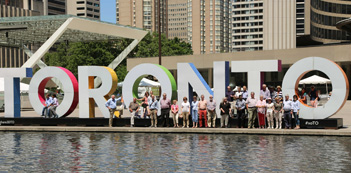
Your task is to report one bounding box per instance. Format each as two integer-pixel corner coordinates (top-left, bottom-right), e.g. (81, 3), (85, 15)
(0, 57), (349, 119)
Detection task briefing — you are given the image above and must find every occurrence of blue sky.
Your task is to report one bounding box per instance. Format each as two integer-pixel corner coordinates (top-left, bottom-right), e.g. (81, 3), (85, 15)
(100, 0), (116, 23)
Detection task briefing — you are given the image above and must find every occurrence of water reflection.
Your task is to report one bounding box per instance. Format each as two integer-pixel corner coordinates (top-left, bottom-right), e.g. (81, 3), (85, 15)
(0, 132), (350, 172)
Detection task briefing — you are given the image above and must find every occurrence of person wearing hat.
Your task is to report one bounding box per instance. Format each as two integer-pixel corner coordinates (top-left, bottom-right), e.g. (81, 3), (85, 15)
(273, 86), (283, 103)
(266, 98), (274, 129)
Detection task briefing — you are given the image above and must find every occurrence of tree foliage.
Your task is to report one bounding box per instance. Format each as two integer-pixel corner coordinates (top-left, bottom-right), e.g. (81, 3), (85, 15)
(45, 32), (192, 81)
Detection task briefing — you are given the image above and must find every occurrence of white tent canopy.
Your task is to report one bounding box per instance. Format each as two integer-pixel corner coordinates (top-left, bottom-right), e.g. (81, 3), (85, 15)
(0, 78), (30, 93)
(299, 75), (331, 84)
(299, 75), (331, 94)
(118, 78), (161, 87)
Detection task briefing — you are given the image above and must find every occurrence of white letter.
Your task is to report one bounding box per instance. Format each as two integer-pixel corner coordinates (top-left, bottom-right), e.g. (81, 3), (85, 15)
(122, 64), (176, 111)
(282, 57), (349, 119)
(0, 68), (32, 117)
(29, 67), (78, 117)
(231, 60), (281, 97)
(78, 66), (118, 118)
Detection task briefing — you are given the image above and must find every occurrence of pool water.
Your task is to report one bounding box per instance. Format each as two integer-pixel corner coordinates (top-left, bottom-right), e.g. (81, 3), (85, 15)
(0, 132), (350, 172)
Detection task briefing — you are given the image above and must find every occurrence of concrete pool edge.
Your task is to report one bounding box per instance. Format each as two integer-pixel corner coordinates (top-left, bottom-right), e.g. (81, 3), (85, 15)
(0, 126), (351, 136)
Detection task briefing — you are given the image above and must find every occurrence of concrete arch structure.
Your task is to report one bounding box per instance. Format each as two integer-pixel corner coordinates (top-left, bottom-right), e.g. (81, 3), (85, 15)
(310, 0), (351, 43)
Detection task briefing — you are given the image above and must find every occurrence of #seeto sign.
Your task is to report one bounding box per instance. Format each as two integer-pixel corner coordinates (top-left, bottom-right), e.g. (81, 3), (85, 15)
(0, 57), (349, 120)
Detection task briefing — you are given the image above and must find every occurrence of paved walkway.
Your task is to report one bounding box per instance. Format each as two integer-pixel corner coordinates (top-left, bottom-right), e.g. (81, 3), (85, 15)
(0, 126), (350, 136)
(0, 101), (350, 136)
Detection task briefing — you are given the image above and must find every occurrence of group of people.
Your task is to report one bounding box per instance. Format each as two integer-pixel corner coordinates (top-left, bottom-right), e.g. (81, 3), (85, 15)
(41, 93), (59, 118)
(101, 84), (321, 129)
(179, 94), (217, 128)
(226, 84), (301, 129)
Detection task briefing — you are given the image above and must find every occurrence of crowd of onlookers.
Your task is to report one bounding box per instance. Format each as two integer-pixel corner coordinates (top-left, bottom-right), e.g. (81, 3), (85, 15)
(104, 84), (323, 129)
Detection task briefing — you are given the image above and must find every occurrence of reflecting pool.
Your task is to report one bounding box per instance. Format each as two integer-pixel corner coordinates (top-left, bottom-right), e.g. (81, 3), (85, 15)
(0, 132), (350, 172)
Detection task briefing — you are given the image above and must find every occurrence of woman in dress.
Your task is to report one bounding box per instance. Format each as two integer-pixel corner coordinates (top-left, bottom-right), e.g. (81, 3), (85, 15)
(138, 91), (150, 118)
(191, 96), (199, 128)
(181, 97), (190, 128)
(273, 97), (283, 129)
(256, 95), (266, 128)
(266, 98), (274, 129)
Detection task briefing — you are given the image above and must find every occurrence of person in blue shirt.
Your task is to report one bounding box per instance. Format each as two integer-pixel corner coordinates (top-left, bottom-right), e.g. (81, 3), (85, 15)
(42, 94), (53, 118)
(149, 95), (159, 127)
(292, 95), (300, 129)
(105, 95), (121, 127)
(191, 96), (199, 128)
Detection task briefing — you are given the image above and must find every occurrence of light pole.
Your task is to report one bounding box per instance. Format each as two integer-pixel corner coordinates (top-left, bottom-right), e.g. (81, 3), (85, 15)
(158, 0), (162, 65)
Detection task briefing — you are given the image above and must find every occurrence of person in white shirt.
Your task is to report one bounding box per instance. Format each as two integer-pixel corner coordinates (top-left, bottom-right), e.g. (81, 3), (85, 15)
(283, 95), (293, 129)
(265, 98), (274, 129)
(234, 86), (243, 100)
(181, 97), (191, 128)
(49, 94), (59, 118)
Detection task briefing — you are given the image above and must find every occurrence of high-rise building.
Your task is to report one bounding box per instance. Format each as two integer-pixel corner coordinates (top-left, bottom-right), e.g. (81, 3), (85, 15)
(0, 1), (39, 68)
(168, 0), (187, 42)
(296, 0), (310, 36)
(310, 0), (351, 43)
(67, 0), (100, 19)
(116, 0), (168, 34)
(21, 0), (66, 15)
(232, 0), (264, 52)
(188, 0), (232, 54)
(0, 0), (101, 68)
(231, 0), (296, 52)
(21, 0), (100, 20)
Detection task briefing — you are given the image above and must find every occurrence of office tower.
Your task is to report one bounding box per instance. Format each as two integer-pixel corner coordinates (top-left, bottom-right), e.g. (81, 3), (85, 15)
(67, 0), (100, 19)
(310, 0), (351, 43)
(296, 0), (310, 36)
(168, 0), (187, 42)
(0, 2), (39, 68)
(232, 0), (296, 52)
(116, 0), (168, 34)
(22, 0), (66, 15)
(21, 0), (100, 19)
(232, 0), (264, 52)
(188, 0), (232, 54)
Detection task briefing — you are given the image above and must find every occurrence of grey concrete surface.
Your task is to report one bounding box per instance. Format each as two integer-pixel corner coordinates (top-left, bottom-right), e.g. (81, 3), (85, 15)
(0, 101), (350, 136)
(0, 126), (350, 136)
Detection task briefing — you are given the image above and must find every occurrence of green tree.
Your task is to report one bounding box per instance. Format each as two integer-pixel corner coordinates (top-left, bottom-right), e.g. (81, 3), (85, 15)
(45, 31), (192, 81)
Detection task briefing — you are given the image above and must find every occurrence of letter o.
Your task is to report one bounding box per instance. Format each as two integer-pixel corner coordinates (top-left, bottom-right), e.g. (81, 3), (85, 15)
(29, 67), (79, 117)
(282, 57), (349, 119)
(122, 64), (177, 108)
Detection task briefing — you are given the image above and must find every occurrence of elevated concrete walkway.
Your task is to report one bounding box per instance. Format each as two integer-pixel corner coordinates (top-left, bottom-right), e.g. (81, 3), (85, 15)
(0, 126), (351, 137)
